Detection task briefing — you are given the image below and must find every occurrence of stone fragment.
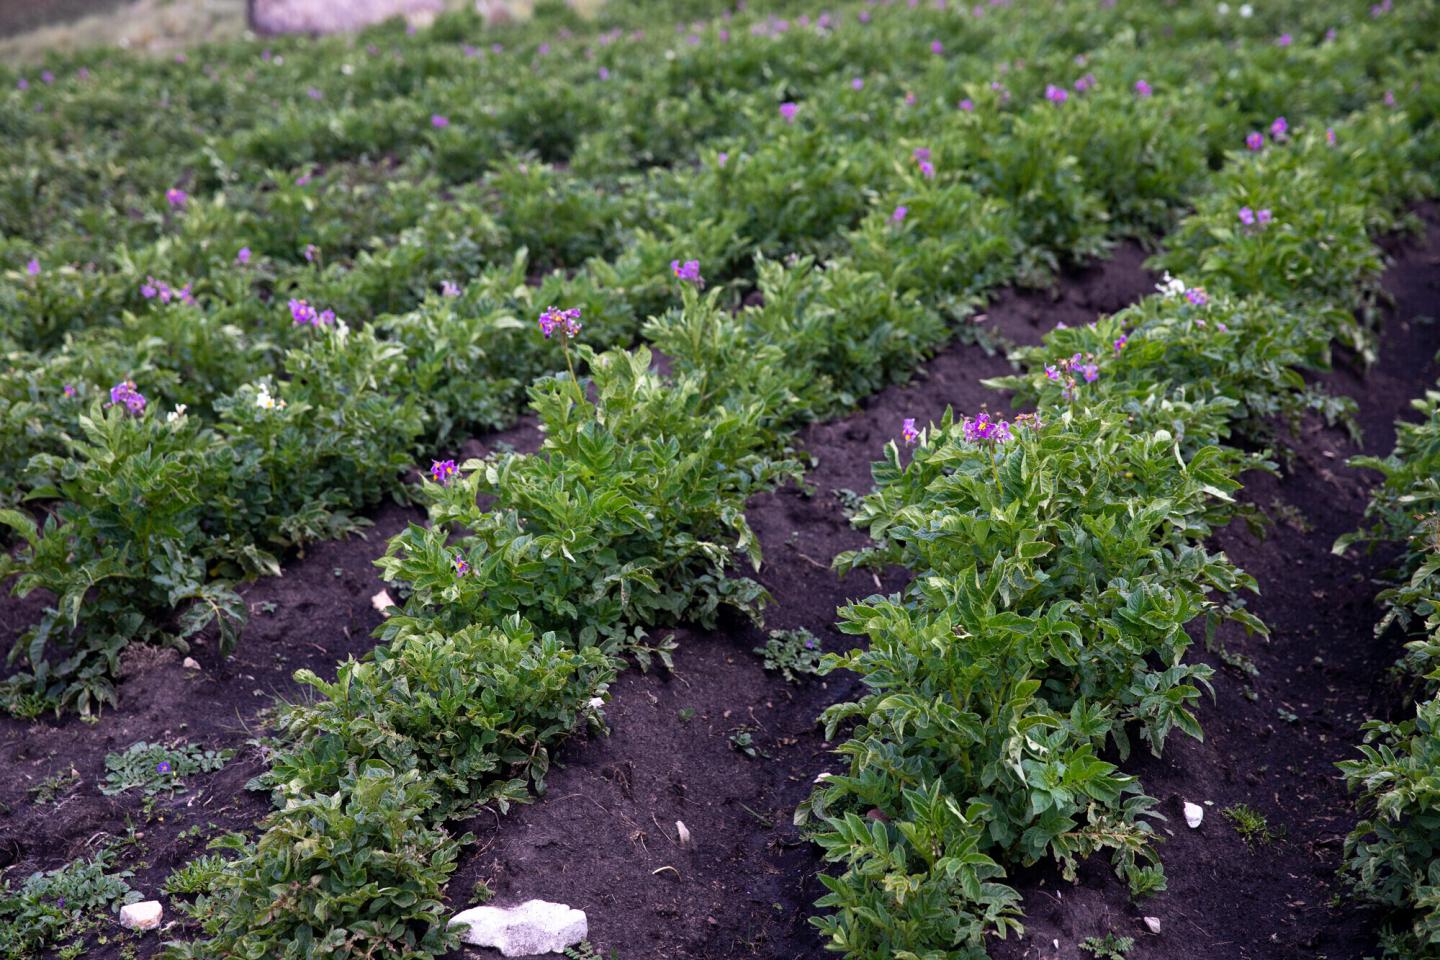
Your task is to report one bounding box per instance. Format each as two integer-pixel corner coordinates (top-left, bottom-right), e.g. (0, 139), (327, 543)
(450, 900), (587, 956)
(120, 900), (163, 931)
(182, 657), (201, 670)
(1184, 801), (1204, 829)
(1142, 916), (1162, 935)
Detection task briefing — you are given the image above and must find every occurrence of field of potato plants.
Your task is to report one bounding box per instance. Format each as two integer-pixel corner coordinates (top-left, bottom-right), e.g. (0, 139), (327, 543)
(2, 0), (1440, 958)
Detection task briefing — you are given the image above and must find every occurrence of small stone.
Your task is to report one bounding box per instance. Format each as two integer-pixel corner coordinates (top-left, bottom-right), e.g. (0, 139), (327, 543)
(1143, 916), (1162, 935)
(450, 899), (587, 956)
(1184, 801), (1204, 829)
(676, 821), (691, 845)
(371, 589), (395, 615)
(588, 696), (605, 709)
(120, 900), (163, 931)
(182, 657), (201, 671)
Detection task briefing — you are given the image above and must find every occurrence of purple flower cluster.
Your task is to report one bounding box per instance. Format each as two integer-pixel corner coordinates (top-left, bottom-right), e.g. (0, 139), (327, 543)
(165, 188), (188, 209)
(289, 298), (336, 327)
(1044, 83), (1069, 104)
(1269, 115), (1288, 140)
(671, 259), (704, 285)
(1237, 206), (1273, 227)
(912, 147), (935, 178)
(236, 246), (252, 265)
(107, 380), (147, 414)
(1134, 79), (1152, 97)
(538, 305), (583, 339)
(1044, 353), (1099, 401)
(901, 418), (920, 445)
(1246, 131), (1264, 151)
(779, 102), (798, 123)
(1185, 287), (1209, 307)
(891, 205), (908, 223)
(26, 258), (40, 276)
(1073, 73), (1096, 93)
(140, 276), (196, 306)
(430, 459), (458, 485)
(441, 280), (461, 297)
(303, 244), (319, 263)
(961, 410), (1014, 444)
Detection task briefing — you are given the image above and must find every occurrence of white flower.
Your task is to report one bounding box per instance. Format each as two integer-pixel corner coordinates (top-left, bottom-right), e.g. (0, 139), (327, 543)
(1217, 1), (1230, 13)
(255, 386), (286, 411)
(341, 63), (354, 76)
(1155, 271), (1186, 298)
(166, 403), (188, 423)
(1239, 3), (1253, 16)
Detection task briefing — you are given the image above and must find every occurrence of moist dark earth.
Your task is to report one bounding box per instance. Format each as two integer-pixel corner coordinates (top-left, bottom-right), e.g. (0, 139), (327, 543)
(0, 212), (1436, 960)
(0, 0), (131, 39)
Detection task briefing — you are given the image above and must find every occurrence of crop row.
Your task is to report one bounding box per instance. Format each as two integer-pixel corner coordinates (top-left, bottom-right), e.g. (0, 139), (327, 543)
(10, 0), (1426, 716)
(797, 55), (1440, 960)
(1336, 381), (1440, 955)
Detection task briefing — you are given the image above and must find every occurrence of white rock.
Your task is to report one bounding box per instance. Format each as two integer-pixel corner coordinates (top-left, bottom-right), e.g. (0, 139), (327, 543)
(675, 820), (691, 845)
(450, 900), (587, 956)
(1184, 801), (1205, 829)
(588, 696), (605, 709)
(371, 589), (395, 615)
(120, 900), (163, 931)
(1143, 916), (1162, 935)
(182, 657), (201, 671)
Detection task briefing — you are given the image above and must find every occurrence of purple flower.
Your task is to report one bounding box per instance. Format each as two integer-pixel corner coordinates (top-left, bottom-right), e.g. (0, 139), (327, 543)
(958, 98), (975, 112)
(16, 77), (27, 91)
(1080, 363), (1099, 383)
(917, 160), (935, 179)
(1384, 90), (1396, 107)
(671, 259), (704, 286)
(961, 411), (1013, 444)
(912, 147), (932, 163)
(851, 77), (864, 90)
(1134, 79), (1152, 97)
(430, 459), (458, 485)
(63, 384), (77, 398)
(156, 761), (172, 775)
(598, 67), (610, 80)
(40, 71), (54, 85)
(1257, 208), (1273, 225)
(303, 244), (318, 263)
(288, 298), (333, 327)
(1074, 73), (1096, 93)
(905, 91), (917, 106)
(26, 258), (40, 277)
(107, 380), (147, 414)
(236, 246), (251, 265)
(779, 102), (798, 123)
(306, 86), (323, 100)
(717, 151), (728, 168)
(1113, 335), (1128, 353)
(930, 40), (944, 55)
(1238, 206), (1256, 226)
(1185, 287), (1209, 306)
(1044, 84), (1068, 103)
(1326, 127), (1337, 145)
(1246, 131), (1264, 151)
(1269, 115), (1288, 139)
(1045, 364), (1061, 382)
(891, 205), (908, 223)
(165, 188), (188, 209)
(441, 280), (461, 297)
(858, 9), (871, 22)
(538, 305), (582, 339)
(431, 114), (449, 128)
(1276, 33), (1292, 47)
(901, 418), (919, 445)
(141, 278), (159, 299)
(453, 552), (471, 576)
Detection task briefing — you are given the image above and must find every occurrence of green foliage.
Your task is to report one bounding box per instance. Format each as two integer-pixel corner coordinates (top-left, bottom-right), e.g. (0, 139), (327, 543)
(1222, 804), (1275, 848)
(1081, 933), (1135, 960)
(100, 741), (232, 797)
(163, 856), (231, 897)
(0, 850), (141, 960)
(1336, 385), (1440, 956)
(755, 628), (825, 683)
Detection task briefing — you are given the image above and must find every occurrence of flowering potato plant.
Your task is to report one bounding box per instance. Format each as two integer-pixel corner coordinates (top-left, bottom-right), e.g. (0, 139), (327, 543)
(379, 344), (799, 653)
